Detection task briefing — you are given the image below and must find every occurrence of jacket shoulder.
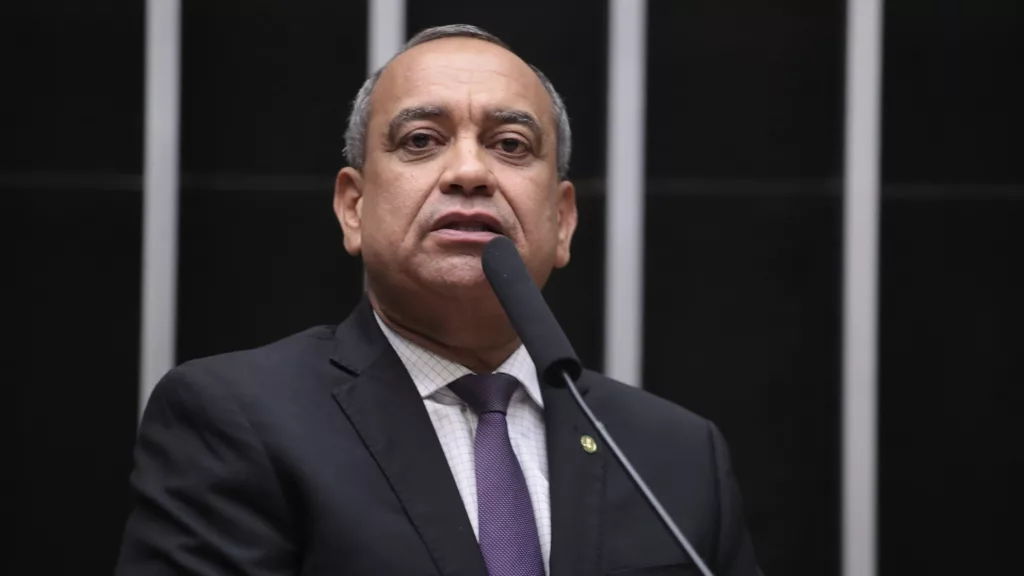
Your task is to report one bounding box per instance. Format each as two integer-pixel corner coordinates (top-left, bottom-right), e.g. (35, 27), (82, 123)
(156, 325), (339, 401)
(181, 325), (335, 371)
(579, 369), (713, 435)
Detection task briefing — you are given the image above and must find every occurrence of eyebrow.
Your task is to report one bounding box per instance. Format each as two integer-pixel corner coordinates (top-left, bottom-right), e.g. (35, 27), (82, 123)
(488, 109), (543, 141)
(384, 105), (545, 147)
(386, 105), (449, 145)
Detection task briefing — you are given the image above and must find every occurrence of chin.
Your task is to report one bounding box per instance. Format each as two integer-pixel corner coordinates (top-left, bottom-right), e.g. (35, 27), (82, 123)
(418, 257), (493, 297)
(432, 271), (490, 294)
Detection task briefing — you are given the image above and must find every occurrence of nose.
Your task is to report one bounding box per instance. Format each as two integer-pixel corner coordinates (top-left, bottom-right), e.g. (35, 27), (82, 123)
(439, 136), (496, 197)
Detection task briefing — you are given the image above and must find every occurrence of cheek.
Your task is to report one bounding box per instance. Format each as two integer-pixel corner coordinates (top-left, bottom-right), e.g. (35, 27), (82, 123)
(504, 180), (560, 248)
(363, 170), (434, 240)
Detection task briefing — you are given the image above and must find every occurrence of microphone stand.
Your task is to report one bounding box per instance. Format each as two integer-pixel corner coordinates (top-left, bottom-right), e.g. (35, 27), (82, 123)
(559, 371), (716, 576)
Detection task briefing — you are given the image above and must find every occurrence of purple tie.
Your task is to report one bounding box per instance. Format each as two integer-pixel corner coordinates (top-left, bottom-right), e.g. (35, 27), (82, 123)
(449, 373), (545, 576)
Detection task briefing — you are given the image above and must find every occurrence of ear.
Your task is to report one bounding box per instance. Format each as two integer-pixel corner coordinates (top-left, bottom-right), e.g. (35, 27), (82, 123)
(334, 167), (364, 256)
(553, 179), (578, 268)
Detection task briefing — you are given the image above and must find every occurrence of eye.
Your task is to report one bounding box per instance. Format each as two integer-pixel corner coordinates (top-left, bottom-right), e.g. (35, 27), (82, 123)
(493, 137), (529, 156)
(404, 132), (439, 150)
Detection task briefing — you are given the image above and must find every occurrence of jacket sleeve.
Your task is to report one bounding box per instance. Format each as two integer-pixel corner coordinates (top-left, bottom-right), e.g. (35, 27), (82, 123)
(708, 421), (764, 576)
(115, 366), (296, 575)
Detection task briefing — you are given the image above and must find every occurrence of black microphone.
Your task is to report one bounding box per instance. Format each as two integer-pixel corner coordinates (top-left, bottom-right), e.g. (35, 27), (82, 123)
(481, 236), (715, 576)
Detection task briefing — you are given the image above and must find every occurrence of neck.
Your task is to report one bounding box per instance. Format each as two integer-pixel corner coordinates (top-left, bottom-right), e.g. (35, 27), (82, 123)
(368, 289), (520, 374)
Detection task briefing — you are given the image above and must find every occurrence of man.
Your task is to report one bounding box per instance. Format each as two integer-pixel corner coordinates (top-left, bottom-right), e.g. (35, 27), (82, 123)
(117, 24), (762, 576)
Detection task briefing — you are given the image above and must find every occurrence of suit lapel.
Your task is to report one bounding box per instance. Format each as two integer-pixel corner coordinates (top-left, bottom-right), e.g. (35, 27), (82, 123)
(544, 373), (606, 576)
(330, 299), (487, 576)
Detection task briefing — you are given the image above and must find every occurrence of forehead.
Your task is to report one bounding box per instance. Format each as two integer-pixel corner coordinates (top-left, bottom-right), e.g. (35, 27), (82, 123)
(370, 37), (553, 127)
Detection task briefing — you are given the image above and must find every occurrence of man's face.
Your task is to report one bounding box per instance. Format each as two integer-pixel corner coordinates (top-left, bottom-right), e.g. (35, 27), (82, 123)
(337, 37), (577, 300)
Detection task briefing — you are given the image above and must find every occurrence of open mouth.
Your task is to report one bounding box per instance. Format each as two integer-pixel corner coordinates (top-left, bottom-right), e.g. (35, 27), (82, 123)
(432, 212), (505, 237)
(440, 222), (500, 233)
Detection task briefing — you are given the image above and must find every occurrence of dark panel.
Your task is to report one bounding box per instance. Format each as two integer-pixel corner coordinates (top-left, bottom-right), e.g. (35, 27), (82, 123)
(882, 1), (1024, 184)
(542, 189), (605, 372)
(180, 0), (368, 174)
(178, 0), (369, 360)
(880, 2), (1022, 573)
(18, 190), (141, 574)
(645, 3), (845, 573)
(646, 0), (846, 179)
(177, 188), (364, 362)
(9, 1), (143, 173)
(407, 0), (608, 180)
(13, 2), (144, 575)
(643, 191), (842, 576)
(879, 198), (1020, 575)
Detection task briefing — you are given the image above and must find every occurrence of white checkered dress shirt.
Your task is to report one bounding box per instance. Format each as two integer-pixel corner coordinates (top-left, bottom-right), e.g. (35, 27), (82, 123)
(374, 313), (551, 574)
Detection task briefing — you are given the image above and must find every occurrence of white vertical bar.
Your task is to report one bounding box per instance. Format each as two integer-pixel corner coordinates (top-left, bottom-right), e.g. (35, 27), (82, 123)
(368, 0), (405, 72)
(366, 0), (404, 289)
(843, 0), (883, 573)
(604, 0), (647, 387)
(140, 0), (181, 417)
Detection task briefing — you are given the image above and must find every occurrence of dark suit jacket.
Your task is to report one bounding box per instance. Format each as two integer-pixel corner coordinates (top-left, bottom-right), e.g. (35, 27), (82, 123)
(116, 299), (762, 576)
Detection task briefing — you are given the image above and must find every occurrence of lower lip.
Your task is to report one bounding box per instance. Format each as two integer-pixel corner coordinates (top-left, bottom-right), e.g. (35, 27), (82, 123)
(431, 228), (501, 243)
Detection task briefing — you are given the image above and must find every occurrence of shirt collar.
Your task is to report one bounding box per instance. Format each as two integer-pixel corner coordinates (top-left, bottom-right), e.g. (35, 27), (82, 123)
(373, 311), (544, 409)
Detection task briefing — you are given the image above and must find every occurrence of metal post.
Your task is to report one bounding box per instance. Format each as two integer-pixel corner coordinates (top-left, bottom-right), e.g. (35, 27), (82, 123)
(139, 0), (181, 418)
(842, 0), (884, 573)
(604, 0), (648, 387)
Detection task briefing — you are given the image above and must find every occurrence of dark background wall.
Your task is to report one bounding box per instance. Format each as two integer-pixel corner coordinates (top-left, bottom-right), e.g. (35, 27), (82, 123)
(878, 1), (1021, 574)
(14, 2), (144, 574)
(13, 1), (1020, 574)
(176, 1), (368, 363)
(643, 2), (846, 574)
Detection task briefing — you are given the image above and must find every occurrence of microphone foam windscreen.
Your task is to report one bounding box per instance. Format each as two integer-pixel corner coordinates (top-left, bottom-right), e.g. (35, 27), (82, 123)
(481, 236), (582, 383)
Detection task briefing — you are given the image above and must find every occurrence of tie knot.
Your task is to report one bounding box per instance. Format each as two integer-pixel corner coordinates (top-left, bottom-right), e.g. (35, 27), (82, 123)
(449, 373), (520, 415)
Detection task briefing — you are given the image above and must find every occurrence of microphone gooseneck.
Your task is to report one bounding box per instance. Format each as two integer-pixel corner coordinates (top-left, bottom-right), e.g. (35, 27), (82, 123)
(480, 236), (715, 576)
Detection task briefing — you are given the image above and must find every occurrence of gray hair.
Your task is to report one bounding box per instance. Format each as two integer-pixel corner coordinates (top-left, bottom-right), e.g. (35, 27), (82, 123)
(343, 24), (572, 179)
